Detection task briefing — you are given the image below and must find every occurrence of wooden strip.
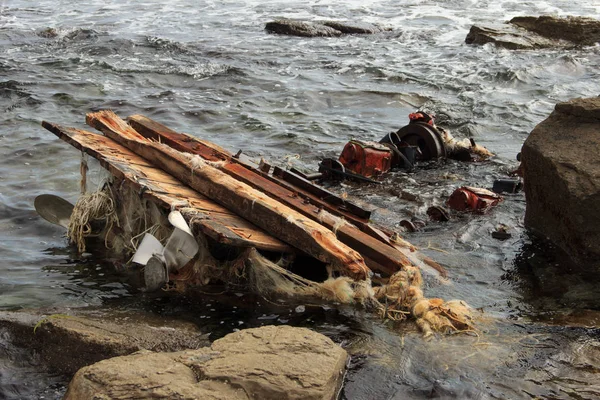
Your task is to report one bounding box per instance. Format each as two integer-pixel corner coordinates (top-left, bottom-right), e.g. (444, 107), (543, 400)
(41, 121), (291, 253)
(87, 110), (370, 280)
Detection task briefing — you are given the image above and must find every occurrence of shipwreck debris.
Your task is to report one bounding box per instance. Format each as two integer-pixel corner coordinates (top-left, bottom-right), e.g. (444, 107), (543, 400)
(492, 225), (512, 241)
(447, 186), (503, 213)
(427, 205), (451, 222)
(38, 111), (479, 337)
(318, 111), (494, 183)
(34, 194), (74, 229)
(492, 178), (523, 194)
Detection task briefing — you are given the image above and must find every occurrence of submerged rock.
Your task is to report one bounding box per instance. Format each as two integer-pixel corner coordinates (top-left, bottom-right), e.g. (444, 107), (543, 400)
(64, 325), (348, 400)
(265, 19), (384, 37)
(521, 97), (600, 267)
(466, 15), (600, 49)
(0, 310), (209, 375)
(266, 20), (342, 37)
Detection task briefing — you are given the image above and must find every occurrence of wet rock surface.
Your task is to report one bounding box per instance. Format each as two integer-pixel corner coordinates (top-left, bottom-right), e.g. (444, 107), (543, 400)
(64, 325), (348, 400)
(265, 19), (383, 37)
(521, 97), (600, 267)
(466, 15), (600, 49)
(510, 16), (600, 46)
(465, 24), (563, 50)
(319, 21), (385, 35)
(0, 309), (209, 376)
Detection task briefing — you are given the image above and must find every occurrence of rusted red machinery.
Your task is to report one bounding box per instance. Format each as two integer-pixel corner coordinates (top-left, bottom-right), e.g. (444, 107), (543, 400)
(447, 186), (503, 213)
(319, 111), (448, 182)
(338, 140), (393, 179)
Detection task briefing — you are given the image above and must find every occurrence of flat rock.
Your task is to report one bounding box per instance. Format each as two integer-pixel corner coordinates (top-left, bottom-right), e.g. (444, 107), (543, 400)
(64, 325), (348, 400)
(465, 24), (562, 50)
(510, 16), (600, 46)
(466, 15), (600, 49)
(0, 309), (209, 375)
(521, 97), (600, 267)
(265, 19), (384, 37)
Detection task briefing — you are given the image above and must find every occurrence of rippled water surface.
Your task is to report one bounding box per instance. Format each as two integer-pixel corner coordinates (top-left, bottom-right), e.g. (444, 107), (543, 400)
(1, 1), (600, 399)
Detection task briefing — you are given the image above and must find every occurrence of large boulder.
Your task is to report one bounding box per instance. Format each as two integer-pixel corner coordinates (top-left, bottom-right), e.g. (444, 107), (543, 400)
(64, 325), (348, 400)
(466, 16), (600, 49)
(521, 97), (600, 266)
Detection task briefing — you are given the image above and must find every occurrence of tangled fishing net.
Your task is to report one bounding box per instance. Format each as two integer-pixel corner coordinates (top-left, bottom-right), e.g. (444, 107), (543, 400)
(68, 177), (478, 338)
(68, 187), (118, 253)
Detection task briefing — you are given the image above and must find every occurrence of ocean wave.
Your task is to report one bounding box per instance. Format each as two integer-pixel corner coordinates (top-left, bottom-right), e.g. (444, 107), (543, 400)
(54, 27), (100, 42)
(90, 59), (241, 80)
(0, 80), (43, 111)
(144, 36), (190, 53)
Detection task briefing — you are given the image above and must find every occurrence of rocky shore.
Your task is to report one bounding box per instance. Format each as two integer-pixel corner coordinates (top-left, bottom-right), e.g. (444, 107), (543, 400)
(0, 310), (347, 400)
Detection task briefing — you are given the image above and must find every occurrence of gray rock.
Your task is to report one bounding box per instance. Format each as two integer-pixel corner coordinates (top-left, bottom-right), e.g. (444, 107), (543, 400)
(265, 20), (342, 37)
(0, 309), (209, 375)
(320, 21), (384, 35)
(521, 97), (600, 267)
(265, 19), (385, 37)
(465, 24), (562, 50)
(466, 15), (600, 49)
(510, 16), (600, 46)
(64, 325), (348, 400)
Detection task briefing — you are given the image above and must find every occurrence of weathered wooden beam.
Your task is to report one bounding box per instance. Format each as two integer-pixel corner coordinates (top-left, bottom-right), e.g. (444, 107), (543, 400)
(86, 110), (370, 280)
(126, 114), (412, 276)
(41, 121), (292, 254)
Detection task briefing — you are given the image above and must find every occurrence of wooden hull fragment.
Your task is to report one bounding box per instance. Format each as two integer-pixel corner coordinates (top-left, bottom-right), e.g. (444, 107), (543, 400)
(85, 111), (370, 279)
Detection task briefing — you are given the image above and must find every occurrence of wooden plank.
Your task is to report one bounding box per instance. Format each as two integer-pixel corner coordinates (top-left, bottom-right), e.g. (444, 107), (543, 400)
(86, 110), (370, 280)
(126, 114), (411, 276)
(41, 121), (292, 253)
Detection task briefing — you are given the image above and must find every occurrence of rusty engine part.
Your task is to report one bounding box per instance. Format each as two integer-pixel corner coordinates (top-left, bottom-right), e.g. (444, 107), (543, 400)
(318, 110), (496, 183)
(319, 111), (449, 182)
(382, 111), (447, 162)
(338, 140), (393, 179)
(447, 186), (503, 213)
(391, 122), (447, 161)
